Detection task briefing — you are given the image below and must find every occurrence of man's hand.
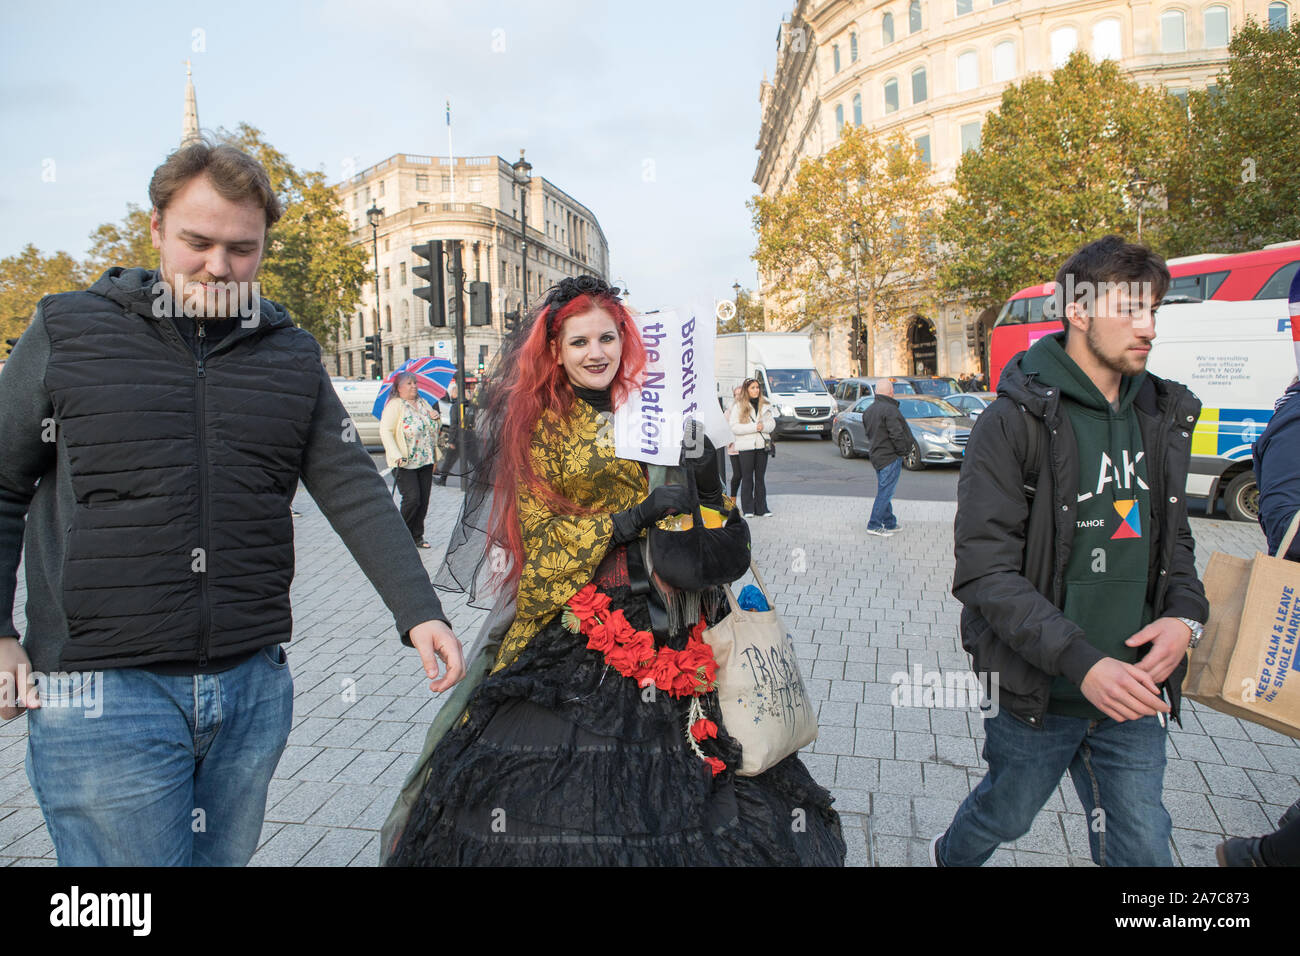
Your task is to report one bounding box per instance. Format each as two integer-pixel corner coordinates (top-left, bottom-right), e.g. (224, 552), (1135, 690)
(0, 637), (37, 719)
(409, 620), (464, 693)
(1080, 657), (1170, 722)
(1126, 617), (1193, 684)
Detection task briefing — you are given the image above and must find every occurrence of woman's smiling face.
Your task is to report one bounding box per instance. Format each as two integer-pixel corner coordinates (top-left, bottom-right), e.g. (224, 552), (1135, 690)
(554, 307), (622, 391)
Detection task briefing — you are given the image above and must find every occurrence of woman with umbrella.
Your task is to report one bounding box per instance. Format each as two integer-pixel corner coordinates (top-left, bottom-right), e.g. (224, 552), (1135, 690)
(380, 368), (444, 548)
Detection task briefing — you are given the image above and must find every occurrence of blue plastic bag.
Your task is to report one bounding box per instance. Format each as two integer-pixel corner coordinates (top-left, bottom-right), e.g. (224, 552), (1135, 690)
(737, 584), (769, 612)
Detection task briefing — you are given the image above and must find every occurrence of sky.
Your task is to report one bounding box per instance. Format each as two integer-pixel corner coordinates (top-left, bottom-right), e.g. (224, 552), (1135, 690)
(0, 0), (796, 311)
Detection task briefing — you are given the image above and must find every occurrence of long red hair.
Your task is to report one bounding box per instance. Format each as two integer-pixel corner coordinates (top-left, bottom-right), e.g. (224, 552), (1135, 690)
(487, 293), (647, 593)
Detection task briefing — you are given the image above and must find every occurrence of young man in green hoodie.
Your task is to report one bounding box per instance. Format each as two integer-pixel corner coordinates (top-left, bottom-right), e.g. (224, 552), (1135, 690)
(933, 236), (1208, 867)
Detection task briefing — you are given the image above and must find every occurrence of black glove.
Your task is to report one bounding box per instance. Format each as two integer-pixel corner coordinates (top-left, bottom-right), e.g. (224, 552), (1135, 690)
(681, 419), (724, 509)
(611, 484), (694, 545)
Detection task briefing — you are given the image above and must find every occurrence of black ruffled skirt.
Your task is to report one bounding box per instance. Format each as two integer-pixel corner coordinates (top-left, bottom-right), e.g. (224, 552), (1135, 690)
(387, 564), (845, 867)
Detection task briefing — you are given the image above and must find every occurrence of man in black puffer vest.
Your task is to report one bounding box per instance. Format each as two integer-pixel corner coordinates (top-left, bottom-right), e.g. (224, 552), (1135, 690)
(0, 141), (465, 866)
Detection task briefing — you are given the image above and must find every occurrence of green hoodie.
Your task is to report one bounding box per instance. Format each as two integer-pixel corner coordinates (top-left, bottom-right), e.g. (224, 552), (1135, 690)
(1021, 333), (1153, 719)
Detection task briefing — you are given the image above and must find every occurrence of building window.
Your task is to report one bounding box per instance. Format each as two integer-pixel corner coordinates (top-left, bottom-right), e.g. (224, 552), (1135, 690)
(909, 0), (922, 33)
(378, 179), (385, 197)
(415, 173), (428, 190)
(1092, 18), (1122, 60)
(850, 32), (858, 62)
(960, 121), (982, 153)
(399, 262), (406, 285)
(993, 40), (1016, 80)
(853, 93), (863, 125)
(1161, 11), (1186, 52)
(347, 353), (353, 377)
(470, 177), (482, 193)
(882, 12), (894, 44)
(1204, 5), (1230, 46)
(956, 50), (978, 91)
(833, 44), (841, 72)
(1050, 27), (1078, 67)
(914, 134), (931, 167)
(401, 300), (409, 323)
(1169, 86), (1189, 111)
(955, 0), (972, 15)
(383, 267), (390, 290)
(911, 66), (928, 104)
(884, 77), (900, 113)
(836, 103), (845, 133)
(1270, 2), (1289, 30)
(384, 305), (391, 332)
(352, 193), (358, 209)
(441, 175), (451, 192)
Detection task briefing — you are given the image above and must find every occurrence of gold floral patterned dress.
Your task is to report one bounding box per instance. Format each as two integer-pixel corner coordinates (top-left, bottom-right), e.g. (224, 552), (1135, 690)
(388, 397), (844, 866)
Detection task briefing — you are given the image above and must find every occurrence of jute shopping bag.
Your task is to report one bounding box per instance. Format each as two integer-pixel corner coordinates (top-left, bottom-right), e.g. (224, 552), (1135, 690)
(705, 562), (818, 775)
(1185, 512), (1300, 739)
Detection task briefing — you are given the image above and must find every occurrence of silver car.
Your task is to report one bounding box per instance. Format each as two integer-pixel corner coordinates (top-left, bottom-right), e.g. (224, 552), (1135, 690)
(832, 395), (974, 470)
(943, 391), (997, 418)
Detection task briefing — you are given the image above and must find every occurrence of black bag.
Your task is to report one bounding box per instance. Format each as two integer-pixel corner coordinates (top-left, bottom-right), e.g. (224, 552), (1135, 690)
(764, 435), (776, 459)
(648, 452), (752, 591)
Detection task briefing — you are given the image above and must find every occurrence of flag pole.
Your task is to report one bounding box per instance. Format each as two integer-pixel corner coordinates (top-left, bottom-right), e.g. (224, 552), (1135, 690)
(446, 98), (455, 198)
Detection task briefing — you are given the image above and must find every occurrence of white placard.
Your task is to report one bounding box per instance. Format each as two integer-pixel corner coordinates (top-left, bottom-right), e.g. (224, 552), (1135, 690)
(614, 306), (732, 465)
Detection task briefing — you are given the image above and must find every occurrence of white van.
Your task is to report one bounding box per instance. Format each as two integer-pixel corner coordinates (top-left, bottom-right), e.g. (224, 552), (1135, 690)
(714, 332), (837, 438)
(1146, 299), (1294, 521)
(331, 378), (384, 450)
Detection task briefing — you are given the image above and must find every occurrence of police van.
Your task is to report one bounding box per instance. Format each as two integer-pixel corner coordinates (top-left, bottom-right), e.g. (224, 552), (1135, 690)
(1147, 298), (1294, 521)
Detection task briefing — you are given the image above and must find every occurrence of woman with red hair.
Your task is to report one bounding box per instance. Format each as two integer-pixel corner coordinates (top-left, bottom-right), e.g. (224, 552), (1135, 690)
(384, 276), (844, 866)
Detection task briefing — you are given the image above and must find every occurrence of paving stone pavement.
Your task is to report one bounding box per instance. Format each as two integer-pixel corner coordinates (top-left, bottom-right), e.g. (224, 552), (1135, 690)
(1, 484), (1295, 867)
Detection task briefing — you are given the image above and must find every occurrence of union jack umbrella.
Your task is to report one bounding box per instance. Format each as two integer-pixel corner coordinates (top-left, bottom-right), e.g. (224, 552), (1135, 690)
(372, 357), (458, 419)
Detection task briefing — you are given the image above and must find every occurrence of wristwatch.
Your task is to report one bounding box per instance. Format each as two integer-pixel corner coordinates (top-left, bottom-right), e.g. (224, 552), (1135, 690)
(1176, 617), (1205, 649)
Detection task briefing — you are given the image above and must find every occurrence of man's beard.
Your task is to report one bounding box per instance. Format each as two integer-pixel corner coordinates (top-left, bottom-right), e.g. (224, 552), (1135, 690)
(1085, 318), (1148, 378)
(156, 255), (258, 320)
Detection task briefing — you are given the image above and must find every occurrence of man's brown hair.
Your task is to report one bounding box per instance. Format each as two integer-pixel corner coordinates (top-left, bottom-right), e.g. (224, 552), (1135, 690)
(148, 138), (283, 232)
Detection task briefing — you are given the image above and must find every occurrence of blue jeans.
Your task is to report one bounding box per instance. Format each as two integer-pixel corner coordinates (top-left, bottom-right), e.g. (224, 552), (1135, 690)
(868, 459), (901, 531)
(25, 645), (293, 866)
(937, 709), (1172, 867)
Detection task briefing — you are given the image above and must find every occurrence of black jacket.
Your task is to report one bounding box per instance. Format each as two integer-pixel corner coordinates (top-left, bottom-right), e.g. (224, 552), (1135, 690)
(952, 351), (1209, 728)
(863, 394), (911, 470)
(0, 268), (449, 672)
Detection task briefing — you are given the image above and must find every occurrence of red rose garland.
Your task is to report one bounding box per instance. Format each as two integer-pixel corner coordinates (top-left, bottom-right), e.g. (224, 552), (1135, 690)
(563, 583), (725, 776)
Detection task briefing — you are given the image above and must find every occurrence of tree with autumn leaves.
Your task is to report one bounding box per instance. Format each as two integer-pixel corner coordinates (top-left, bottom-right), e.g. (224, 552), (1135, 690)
(750, 123), (939, 373)
(1, 124), (366, 348)
(940, 22), (1300, 309)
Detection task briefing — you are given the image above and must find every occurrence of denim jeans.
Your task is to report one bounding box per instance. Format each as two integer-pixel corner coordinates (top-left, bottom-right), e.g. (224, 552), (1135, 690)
(25, 644), (293, 866)
(937, 709), (1172, 866)
(868, 459), (901, 531)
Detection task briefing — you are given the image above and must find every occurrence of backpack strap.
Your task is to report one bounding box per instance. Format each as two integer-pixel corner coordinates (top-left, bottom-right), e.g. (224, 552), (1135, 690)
(1018, 403), (1043, 497)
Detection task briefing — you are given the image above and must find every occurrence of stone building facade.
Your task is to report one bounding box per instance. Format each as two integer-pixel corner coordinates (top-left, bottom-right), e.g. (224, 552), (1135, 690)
(755, 0), (1292, 379)
(329, 153), (609, 379)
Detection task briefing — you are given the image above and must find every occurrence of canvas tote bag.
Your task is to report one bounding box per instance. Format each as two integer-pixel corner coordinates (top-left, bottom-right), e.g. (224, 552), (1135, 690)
(705, 561), (818, 775)
(1185, 511), (1300, 739)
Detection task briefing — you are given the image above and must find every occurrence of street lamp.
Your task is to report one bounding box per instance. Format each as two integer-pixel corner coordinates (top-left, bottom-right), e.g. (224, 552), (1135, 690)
(366, 204), (384, 377)
(1127, 179), (1150, 244)
(848, 219), (864, 376)
(732, 281), (742, 330)
(512, 149), (533, 312)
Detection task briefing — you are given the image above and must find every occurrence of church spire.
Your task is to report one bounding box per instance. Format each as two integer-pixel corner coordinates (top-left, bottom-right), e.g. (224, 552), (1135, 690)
(182, 60), (200, 145)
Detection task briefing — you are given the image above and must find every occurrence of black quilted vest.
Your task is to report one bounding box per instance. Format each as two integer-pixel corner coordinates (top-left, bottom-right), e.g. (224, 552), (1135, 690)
(41, 276), (321, 669)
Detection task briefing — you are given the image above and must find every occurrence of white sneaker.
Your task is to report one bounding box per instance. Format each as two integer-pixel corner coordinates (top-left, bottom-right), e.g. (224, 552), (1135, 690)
(866, 527), (890, 536)
(742, 512), (755, 518)
(759, 511), (774, 517)
(929, 833), (944, 867)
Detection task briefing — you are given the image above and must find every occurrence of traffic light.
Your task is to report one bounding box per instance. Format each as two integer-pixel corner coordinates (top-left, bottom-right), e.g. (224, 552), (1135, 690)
(411, 241), (446, 327)
(468, 281), (492, 326)
(4, 336), (18, 357)
(363, 333), (382, 375)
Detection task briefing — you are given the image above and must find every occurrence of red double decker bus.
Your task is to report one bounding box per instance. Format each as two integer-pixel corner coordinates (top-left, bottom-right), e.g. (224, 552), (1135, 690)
(988, 242), (1300, 388)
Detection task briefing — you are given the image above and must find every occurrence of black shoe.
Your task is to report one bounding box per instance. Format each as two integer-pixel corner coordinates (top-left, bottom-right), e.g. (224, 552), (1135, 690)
(1216, 836), (1266, 867)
